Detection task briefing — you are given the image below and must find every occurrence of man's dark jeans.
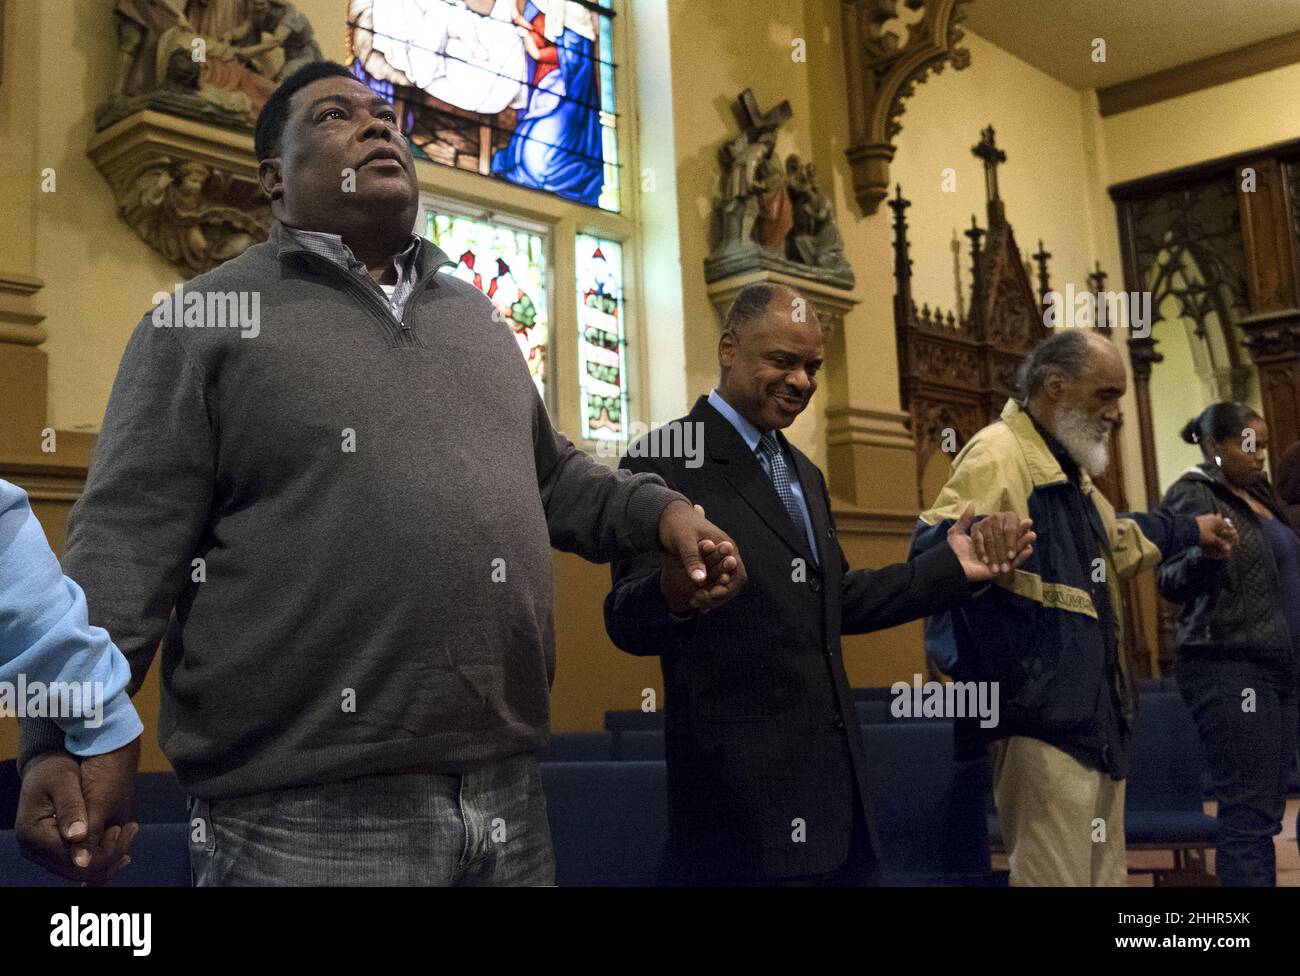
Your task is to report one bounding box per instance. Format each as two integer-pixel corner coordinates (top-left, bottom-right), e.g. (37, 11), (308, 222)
(188, 752), (554, 886)
(1177, 656), (1297, 887)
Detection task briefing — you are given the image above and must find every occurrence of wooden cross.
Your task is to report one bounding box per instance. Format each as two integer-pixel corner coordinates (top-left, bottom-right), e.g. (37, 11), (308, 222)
(1087, 260), (1108, 293)
(737, 88), (792, 141)
(972, 125), (1006, 205)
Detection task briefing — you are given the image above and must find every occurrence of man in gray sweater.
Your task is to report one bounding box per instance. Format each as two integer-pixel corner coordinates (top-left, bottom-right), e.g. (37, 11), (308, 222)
(15, 61), (744, 885)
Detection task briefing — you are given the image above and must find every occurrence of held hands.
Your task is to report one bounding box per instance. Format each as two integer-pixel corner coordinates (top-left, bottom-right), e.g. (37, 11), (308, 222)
(15, 736), (141, 884)
(1196, 513), (1237, 560)
(658, 502), (747, 614)
(946, 504), (1036, 584)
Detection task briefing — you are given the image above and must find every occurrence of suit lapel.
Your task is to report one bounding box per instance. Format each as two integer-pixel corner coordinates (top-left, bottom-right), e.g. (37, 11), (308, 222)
(697, 397), (818, 566)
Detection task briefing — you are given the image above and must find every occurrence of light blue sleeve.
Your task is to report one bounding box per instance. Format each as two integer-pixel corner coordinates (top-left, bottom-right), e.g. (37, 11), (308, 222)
(0, 479), (142, 757)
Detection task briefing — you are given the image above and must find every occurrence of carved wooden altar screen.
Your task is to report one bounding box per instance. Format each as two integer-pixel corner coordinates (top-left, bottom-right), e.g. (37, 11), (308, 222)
(891, 127), (1048, 509)
(892, 126), (1152, 675)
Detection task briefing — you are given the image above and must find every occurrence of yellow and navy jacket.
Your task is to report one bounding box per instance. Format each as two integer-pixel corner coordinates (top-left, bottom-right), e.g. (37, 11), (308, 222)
(909, 400), (1199, 777)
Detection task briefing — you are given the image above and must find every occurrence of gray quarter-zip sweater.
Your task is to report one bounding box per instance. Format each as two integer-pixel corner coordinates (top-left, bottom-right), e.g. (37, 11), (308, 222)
(20, 221), (685, 799)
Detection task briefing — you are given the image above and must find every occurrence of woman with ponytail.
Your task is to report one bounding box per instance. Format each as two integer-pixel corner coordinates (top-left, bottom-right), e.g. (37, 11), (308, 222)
(1157, 402), (1300, 885)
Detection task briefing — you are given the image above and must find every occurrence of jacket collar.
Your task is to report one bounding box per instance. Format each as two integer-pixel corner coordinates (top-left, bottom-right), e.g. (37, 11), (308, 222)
(1181, 460), (1287, 519)
(268, 220), (453, 281)
(1181, 461), (1224, 486)
(999, 398), (1080, 490)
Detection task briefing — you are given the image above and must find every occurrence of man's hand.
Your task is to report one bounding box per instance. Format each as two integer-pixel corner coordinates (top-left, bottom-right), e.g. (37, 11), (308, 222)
(15, 737), (141, 884)
(658, 501), (746, 612)
(1196, 513), (1237, 560)
(947, 505), (1035, 583)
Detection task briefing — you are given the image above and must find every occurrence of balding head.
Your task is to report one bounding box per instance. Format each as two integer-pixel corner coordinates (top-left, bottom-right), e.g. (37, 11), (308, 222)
(716, 283), (824, 432)
(723, 283), (815, 335)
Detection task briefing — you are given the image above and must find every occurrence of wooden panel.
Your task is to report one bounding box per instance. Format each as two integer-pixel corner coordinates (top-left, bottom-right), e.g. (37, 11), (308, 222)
(1237, 158), (1300, 313)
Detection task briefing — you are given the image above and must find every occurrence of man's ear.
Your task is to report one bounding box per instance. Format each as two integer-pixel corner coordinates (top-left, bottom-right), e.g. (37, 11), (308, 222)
(257, 158), (283, 202)
(718, 329), (736, 369)
(1043, 369), (1065, 401)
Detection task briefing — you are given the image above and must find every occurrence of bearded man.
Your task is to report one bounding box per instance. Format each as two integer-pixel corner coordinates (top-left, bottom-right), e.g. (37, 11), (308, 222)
(910, 329), (1238, 886)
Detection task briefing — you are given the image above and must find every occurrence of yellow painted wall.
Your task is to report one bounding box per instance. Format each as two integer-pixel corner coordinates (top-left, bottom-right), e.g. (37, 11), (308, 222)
(665, 0), (830, 469)
(1103, 61), (1300, 187)
(0, 0), (38, 279)
(30, 0), (180, 435)
(889, 32), (1101, 319)
(1148, 310), (1212, 496)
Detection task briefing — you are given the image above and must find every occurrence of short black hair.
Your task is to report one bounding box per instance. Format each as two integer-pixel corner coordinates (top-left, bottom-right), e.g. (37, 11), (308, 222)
(254, 60), (358, 161)
(1015, 329), (1092, 399)
(723, 282), (807, 334)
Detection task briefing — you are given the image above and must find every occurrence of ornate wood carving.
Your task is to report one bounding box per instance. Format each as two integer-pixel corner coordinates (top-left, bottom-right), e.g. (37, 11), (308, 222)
(841, 0), (973, 216)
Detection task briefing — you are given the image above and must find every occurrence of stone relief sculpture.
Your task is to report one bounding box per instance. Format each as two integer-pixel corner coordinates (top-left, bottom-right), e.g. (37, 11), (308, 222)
(220, 0), (324, 82)
(94, 1), (319, 273)
(102, 0), (320, 130)
(705, 89), (855, 290)
(787, 157), (851, 281)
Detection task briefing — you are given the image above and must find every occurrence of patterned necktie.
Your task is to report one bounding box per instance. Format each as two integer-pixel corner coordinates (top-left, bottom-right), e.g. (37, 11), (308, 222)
(757, 431), (806, 534)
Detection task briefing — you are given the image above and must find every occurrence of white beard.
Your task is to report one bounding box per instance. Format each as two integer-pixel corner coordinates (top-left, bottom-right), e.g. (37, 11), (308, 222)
(1053, 404), (1111, 477)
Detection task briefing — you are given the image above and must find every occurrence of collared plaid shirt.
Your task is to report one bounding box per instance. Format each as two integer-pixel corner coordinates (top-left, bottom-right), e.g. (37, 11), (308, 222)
(279, 224), (425, 322)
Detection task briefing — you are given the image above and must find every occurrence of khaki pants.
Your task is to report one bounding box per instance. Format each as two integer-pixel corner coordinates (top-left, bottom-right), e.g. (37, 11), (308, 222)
(991, 736), (1127, 886)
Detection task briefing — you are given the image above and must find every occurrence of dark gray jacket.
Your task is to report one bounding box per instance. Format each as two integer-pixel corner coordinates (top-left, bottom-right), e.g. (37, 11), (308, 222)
(21, 221), (685, 798)
(1157, 464), (1293, 665)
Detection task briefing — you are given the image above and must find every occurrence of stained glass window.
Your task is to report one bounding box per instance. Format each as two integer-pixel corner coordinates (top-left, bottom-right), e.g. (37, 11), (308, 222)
(349, 0), (621, 211)
(425, 209), (550, 398)
(576, 234), (627, 440)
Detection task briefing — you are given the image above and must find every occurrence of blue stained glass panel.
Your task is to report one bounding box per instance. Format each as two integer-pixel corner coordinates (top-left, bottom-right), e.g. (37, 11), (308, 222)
(350, 0), (621, 211)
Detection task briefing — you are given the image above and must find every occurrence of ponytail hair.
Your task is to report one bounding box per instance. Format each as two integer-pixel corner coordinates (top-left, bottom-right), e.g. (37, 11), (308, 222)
(1181, 401), (1262, 449)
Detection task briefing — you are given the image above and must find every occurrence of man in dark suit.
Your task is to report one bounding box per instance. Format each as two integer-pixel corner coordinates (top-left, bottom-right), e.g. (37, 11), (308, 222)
(603, 283), (1034, 885)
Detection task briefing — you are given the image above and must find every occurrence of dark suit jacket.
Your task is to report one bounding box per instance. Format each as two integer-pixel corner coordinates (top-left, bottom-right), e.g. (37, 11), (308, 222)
(603, 396), (970, 882)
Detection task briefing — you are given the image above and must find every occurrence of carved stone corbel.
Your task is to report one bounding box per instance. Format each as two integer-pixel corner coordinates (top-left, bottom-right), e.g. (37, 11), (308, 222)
(87, 110), (270, 277)
(841, 0), (973, 216)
